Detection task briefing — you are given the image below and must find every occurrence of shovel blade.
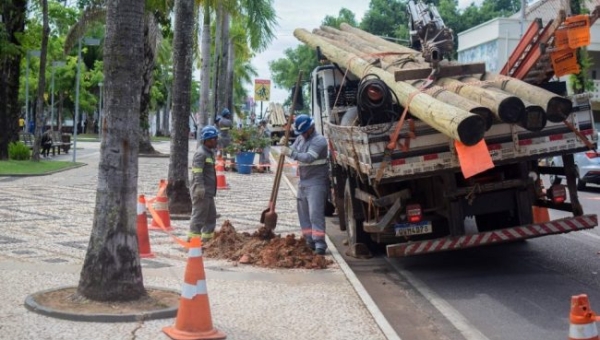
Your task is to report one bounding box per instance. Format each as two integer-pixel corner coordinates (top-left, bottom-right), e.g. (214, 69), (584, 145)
(263, 211), (278, 231)
(260, 207), (269, 223)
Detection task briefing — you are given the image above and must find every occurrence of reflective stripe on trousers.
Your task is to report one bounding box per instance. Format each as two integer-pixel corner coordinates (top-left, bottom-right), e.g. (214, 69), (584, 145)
(297, 185), (328, 250)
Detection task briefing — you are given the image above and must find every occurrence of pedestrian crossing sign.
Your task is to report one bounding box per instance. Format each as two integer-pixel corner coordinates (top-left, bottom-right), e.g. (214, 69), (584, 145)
(254, 79), (271, 101)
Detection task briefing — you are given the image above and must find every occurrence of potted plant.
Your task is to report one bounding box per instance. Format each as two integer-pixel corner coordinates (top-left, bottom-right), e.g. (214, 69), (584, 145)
(224, 125), (272, 174)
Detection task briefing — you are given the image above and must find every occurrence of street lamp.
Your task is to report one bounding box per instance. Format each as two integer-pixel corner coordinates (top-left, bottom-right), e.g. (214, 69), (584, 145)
(50, 61), (66, 132)
(25, 50), (40, 131)
(98, 81), (103, 135)
(73, 37), (100, 163)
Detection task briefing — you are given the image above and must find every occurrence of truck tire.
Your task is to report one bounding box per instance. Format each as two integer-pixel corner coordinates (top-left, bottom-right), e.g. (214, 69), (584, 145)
(344, 179), (372, 258)
(344, 179), (370, 241)
(336, 196), (347, 231)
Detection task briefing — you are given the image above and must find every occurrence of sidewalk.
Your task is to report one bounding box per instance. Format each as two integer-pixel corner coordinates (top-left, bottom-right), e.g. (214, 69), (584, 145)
(0, 141), (387, 340)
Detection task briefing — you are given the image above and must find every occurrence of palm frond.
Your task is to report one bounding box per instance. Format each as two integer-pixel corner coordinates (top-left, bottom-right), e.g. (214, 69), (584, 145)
(63, 6), (106, 54)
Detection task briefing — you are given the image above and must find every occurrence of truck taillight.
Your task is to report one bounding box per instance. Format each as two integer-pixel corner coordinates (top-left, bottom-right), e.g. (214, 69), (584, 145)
(406, 204), (422, 223)
(548, 185), (567, 204)
(585, 151), (600, 159)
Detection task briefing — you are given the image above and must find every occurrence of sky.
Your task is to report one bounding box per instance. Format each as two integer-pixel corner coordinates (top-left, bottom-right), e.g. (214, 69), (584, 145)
(247, 0), (484, 104)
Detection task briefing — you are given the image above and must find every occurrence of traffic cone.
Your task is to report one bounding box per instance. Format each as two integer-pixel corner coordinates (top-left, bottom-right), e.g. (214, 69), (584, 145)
(136, 195), (155, 258)
(216, 155), (229, 190)
(532, 206), (550, 223)
(569, 294), (600, 340)
(163, 237), (226, 340)
(149, 179), (174, 231)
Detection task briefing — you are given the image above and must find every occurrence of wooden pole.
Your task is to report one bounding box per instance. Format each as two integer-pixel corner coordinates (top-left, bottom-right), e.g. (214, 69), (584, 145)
(481, 72), (572, 122)
(434, 77), (525, 124)
(294, 28), (485, 146)
(459, 76), (546, 131)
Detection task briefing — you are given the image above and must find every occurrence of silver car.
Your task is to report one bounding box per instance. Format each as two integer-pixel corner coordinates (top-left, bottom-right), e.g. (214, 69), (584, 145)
(550, 148), (600, 190)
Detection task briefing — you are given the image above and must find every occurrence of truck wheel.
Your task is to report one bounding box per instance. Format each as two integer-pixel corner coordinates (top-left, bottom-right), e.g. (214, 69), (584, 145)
(336, 196), (347, 231)
(344, 179), (372, 258)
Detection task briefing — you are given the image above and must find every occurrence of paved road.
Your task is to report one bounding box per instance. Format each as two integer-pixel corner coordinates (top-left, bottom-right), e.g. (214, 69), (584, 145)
(325, 175), (600, 340)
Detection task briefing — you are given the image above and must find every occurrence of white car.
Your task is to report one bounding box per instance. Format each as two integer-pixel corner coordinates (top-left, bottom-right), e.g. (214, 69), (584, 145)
(550, 148), (600, 190)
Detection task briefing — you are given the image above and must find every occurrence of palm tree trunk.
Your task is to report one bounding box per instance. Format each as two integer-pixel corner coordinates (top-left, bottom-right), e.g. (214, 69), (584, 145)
(139, 13), (159, 154)
(78, 0), (146, 301)
(33, 0), (49, 161)
(0, 0), (27, 160)
(226, 37), (234, 112)
(167, 0), (194, 215)
(211, 3), (223, 121)
(162, 89), (171, 135)
(217, 12), (229, 115)
(199, 4), (211, 128)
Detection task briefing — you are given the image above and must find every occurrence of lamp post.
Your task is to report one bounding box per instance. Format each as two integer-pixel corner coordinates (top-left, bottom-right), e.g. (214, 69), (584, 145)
(50, 61), (65, 132)
(73, 37), (100, 163)
(98, 81), (103, 135)
(25, 50), (40, 131)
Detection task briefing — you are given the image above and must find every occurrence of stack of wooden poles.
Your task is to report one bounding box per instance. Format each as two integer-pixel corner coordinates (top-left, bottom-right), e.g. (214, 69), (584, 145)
(293, 23), (574, 147)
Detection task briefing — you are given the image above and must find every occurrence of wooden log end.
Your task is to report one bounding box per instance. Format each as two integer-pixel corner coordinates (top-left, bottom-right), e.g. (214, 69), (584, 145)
(457, 115), (486, 146)
(546, 97), (573, 123)
(519, 105), (547, 132)
(498, 97), (525, 124)
(469, 107), (494, 131)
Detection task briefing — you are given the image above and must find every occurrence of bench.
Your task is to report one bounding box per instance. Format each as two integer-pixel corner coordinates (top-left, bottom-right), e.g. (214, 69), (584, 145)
(49, 131), (71, 154)
(18, 132), (72, 156)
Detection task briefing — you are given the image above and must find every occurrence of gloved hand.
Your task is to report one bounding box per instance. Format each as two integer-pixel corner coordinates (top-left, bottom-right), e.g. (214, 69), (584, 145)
(193, 185), (205, 199)
(281, 146), (294, 157)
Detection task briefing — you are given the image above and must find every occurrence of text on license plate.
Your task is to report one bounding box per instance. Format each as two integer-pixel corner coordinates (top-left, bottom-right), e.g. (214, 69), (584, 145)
(395, 221), (433, 237)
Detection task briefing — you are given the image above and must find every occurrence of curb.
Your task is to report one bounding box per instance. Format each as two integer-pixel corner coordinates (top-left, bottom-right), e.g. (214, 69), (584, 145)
(24, 286), (179, 323)
(279, 159), (401, 340)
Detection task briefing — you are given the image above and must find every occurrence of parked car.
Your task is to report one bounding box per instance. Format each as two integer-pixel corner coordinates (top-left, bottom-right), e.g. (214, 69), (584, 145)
(550, 146), (600, 189)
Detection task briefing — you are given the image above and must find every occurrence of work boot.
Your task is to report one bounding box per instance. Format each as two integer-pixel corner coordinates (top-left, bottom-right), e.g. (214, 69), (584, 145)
(307, 242), (316, 251)
(315, 248), (326, 256)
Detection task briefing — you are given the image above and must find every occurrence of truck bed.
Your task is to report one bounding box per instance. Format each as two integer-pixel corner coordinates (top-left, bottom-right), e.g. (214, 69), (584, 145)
(326, 93), (596, 182)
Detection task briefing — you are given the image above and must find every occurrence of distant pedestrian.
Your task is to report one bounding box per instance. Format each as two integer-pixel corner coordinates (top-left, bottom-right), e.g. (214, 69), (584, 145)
(281, 114), (329, 255)
(19, 117), (25, 131)
(218, 108), (233, 151)
(28, 120), (35, 134)
(258, 120), (271, 172)
(41, 129), (53, 158)
(189, 125), (219, 243)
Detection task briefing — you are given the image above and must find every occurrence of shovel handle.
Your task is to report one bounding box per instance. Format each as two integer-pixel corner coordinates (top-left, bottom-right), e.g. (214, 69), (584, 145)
(268, 71), (304, 207)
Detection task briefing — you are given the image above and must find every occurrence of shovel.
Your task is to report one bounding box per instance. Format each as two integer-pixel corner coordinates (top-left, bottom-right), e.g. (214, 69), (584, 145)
(260, 71), (304, 230)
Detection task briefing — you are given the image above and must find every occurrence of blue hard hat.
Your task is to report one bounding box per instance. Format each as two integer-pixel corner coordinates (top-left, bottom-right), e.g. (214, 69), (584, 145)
(221, 108), (231, 117)
(200, 126), (219, 141)
(293, 114), (313, 134)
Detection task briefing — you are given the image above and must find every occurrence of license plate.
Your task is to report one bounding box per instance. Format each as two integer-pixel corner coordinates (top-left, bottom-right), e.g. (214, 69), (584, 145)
(394, 221), (433, 236)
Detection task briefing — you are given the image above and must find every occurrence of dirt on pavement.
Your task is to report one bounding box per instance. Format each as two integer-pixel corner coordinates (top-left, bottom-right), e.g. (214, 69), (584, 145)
(203, 220), (333, 269)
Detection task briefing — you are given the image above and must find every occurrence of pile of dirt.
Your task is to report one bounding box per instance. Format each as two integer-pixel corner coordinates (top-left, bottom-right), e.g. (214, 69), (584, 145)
(203, 220), (333, 269)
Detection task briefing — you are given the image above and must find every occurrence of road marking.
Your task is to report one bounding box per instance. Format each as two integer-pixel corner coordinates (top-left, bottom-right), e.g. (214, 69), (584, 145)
(384, 258), (491, 340)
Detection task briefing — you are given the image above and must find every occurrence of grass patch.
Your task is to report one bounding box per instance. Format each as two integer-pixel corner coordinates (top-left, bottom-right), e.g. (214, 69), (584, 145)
(0, 160), (82, 175)
(151, 136), (170, 142)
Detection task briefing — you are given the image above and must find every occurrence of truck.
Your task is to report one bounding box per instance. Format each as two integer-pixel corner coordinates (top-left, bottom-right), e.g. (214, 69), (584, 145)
(302, 1), (598, 258)
(262, 102), (296, 145)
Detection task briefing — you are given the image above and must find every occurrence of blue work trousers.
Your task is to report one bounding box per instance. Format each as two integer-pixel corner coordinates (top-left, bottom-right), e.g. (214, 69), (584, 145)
(297, 184), (328, 250)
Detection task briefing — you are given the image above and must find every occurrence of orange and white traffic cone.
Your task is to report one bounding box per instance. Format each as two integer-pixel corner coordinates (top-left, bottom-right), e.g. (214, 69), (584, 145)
(136, 195), (155, 258)
(149, 179), (174, 231)
(569, 294), (600, 340)
(163, 237), (226, 340)
(216, 156), (229, 190)
(532, 206), (550, 223)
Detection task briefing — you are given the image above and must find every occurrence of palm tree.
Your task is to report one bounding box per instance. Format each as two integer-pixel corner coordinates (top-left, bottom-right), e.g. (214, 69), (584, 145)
(77, 0), (146, 301)
(0, 0), (27, 160)
(167, 0), (195, 215)
(32, 0), (50, 162)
